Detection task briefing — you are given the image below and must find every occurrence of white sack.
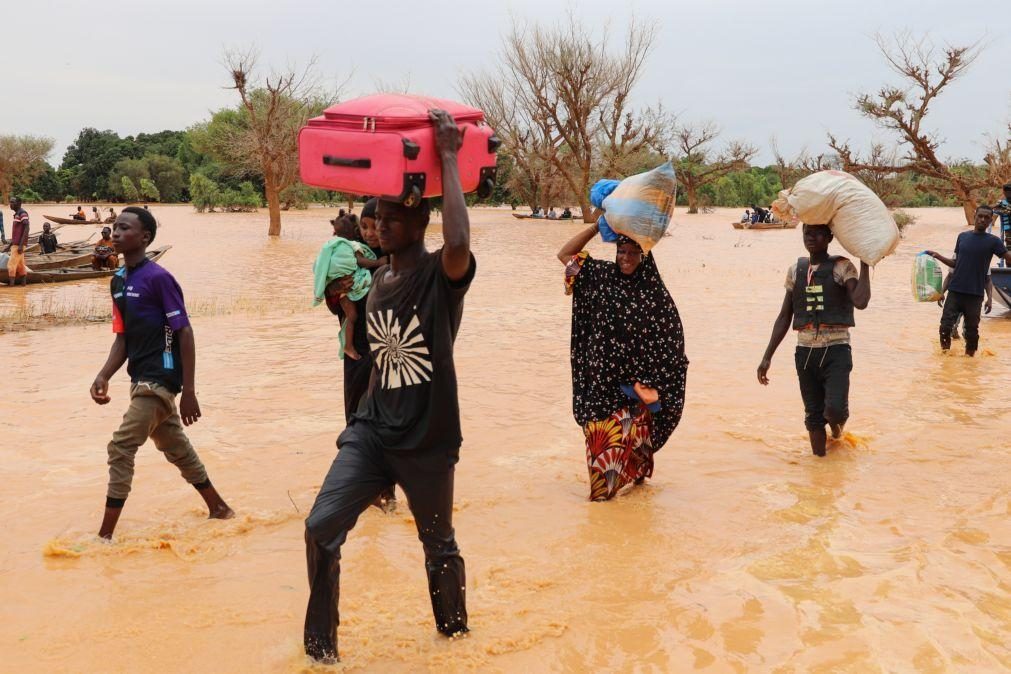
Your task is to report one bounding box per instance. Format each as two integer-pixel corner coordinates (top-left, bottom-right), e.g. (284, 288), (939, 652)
(772, 170), (899, 265)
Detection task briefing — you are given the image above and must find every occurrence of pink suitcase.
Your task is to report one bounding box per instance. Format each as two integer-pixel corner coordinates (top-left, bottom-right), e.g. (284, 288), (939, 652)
(298, 94), (500, 206)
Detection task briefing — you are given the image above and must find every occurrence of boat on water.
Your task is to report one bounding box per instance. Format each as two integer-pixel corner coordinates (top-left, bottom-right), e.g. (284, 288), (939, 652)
(24, 250), (94, 271)
(512, 213), (575, 220)
(732, 221), (798, 230)
(43, 214), (104, 225)
(992, 267), (1011, 312)
(25, 237), (95, 254)
(1, 246), (170, 285)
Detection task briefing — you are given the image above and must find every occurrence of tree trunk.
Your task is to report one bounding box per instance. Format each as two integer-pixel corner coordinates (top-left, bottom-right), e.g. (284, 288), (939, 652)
(265, 176), (282, 236)
(956, 188), (976, 226)
(685, 184), (699, 214)
(581, 198), (595, 223)
(348, 196), (354, 212)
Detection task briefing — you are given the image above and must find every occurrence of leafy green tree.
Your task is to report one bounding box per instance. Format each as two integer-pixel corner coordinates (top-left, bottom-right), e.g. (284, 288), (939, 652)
(279, 182), (316, 210)
(145, 154), (186, 202)
(108, 158), (150, 199)
(121, 176), (140, 201)
(216, 181), (262, 211)
(177, 130), (232, 191)
(237, 181), (263, 207)
(132, 130), (186, 159)
(19, 187), (44, 202)
(189, 173), (220, 212)
(61, 128), (134, 199)
(56, 167), (80, 199)
(711, 168), (782, 208)
(139, 178), (160, 201)
(12, 160), (63, 202)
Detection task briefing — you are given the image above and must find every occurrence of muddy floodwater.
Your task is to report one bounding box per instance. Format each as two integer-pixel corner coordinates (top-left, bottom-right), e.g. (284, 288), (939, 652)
(1, 205), (1009, 672)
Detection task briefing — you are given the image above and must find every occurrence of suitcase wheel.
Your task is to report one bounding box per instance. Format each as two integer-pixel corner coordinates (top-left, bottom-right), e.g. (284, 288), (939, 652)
(404, 184), (423, 208)
(477, 178), (494, 200)
(476, 166), (497, 200)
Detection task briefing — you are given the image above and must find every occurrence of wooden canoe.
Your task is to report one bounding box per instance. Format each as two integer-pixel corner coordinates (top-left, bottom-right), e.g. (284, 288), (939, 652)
(25, 234), (96, 254)
(25, 251), (95, 271)
(43, 214), (104, 225)
(1, 246), (170, 285)
(732, 221), (798, 230)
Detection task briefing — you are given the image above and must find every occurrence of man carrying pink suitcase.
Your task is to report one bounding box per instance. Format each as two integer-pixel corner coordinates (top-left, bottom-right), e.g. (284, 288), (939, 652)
(303, 109), (476, 663)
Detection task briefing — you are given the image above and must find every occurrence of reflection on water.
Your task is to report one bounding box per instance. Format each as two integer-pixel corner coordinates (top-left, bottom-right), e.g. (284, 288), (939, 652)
(1, 205), (1009, 672)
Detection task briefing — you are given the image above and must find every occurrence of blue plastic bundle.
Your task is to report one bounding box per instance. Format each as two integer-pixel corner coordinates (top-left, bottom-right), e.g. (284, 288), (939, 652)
(601, 162), (677, 252)
(589, 178), (620, 243)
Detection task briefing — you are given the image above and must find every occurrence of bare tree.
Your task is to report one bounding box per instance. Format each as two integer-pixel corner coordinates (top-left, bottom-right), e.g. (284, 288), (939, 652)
(0, 135), (54, 204)
(506, 152), (570, 209)
(222, 50), (342, 236)
(828, 33), (996, 224)
(462, 14), (669, 222)
(770, 138), (836, 190)
(829, 136), (913, 207)
(373, 73), (413, 94)
(982, 124), (1011, 190)
(673, 121), (757, 214)
(462, 69), (562, 210)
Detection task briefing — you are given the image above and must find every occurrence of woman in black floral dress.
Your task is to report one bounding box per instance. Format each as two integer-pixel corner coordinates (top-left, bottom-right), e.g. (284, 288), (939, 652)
(558, 223), (688, 501)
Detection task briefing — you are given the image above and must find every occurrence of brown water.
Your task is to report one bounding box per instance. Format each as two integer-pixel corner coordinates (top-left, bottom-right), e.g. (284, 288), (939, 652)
(1, 205), (1009, 672)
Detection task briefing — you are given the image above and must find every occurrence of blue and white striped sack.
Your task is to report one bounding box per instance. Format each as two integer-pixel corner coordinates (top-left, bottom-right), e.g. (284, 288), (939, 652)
(601, 162), (677, 252)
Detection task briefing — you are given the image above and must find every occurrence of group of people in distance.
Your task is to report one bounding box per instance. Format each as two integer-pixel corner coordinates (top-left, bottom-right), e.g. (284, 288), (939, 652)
(1, 200), (130, 287)
(12, 109), (1003, 664)
(71, 206), (118, 223)
(742, 204), (775, 224)
(530, 206), (573, 219)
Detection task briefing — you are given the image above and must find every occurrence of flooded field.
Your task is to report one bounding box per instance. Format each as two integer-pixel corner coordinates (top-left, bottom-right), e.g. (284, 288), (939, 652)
(1, 205), (1008, 672)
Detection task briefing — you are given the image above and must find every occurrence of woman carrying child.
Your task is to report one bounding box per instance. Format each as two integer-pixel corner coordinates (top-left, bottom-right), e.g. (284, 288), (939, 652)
(315, 199), (395, 510)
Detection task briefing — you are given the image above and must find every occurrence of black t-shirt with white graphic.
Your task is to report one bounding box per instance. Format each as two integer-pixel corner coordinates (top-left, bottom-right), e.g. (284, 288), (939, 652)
(341, 248), (476, 455)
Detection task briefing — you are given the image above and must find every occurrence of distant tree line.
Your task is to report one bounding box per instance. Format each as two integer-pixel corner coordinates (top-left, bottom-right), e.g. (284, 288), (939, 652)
(2, 28), (1008, 236)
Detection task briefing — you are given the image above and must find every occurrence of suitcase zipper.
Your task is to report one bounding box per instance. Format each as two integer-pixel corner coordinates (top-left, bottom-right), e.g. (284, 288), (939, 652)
(319, 113), (482, 131)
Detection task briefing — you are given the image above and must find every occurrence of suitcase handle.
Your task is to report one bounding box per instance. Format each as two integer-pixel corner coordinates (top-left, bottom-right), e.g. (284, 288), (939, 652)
(322, 155), (372, 169)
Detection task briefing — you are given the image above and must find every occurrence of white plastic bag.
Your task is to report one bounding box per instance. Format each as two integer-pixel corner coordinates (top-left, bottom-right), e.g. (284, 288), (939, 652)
(772, 170), (899, 265)
(912, 253), (944, 302)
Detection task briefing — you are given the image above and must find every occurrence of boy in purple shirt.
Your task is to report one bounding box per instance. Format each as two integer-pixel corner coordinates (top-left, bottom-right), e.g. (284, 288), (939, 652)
(90, 207), (233, 539)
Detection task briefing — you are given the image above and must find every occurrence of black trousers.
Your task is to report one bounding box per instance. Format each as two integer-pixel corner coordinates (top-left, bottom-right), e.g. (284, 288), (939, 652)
(940, 291), (983, 353)
(303, 430), (466, 659)
(795, 344), (852, 432)
(341, 355), (396, 507)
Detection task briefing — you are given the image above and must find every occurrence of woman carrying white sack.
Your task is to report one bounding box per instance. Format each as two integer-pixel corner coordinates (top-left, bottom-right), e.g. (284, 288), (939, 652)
(756, 171), (893, 457)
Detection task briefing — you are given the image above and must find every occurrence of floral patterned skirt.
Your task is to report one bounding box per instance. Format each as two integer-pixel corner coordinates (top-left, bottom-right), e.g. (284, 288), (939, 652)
(584, 404), (654, 501)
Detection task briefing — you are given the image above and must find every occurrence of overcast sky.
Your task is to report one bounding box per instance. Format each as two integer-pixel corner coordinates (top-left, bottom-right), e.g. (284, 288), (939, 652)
(4, 0), (1008, 166)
